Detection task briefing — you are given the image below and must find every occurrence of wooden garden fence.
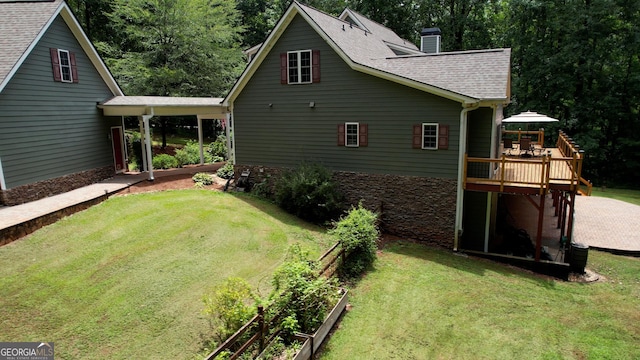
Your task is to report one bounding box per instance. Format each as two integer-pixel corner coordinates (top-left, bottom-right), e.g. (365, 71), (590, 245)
(203, 241), (346, 360)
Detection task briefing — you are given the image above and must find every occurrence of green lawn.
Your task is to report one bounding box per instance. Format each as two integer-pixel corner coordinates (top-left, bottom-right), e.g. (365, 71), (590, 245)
(591, 187), (640, 207)
(321, 242), (640, 360)
(0, 191), (332, 359)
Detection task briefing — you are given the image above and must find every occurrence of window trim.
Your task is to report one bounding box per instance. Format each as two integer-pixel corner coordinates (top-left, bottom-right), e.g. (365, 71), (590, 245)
(345, 122), (359, 147)
(422, 123), (439, 150)
(58, 49), (73, 83)
(287, 49), (313, 84)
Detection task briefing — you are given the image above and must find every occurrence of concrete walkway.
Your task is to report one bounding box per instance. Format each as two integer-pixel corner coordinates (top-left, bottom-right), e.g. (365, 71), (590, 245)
(573, 196), (640, 254)
(0, 164), (222, 233)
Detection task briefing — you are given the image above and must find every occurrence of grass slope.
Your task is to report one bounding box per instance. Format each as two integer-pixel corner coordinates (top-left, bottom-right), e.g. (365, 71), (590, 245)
(322, 242), (640, 360)
(591, 187), (640, 207)
(0, 191), (331, 359)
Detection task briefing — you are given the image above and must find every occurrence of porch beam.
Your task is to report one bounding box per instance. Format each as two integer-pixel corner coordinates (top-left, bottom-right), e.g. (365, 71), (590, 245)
(566, 192), (576, 243)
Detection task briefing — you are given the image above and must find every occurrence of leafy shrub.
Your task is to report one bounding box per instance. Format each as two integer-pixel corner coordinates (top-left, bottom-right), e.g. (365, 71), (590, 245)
(202, 277), (256, 342)
(175, 140), (213, 167)
(208, 135), (228, 159)
(152, 154), (178, 169)
(274, 162), (343, 224)
(269, 245), (338, 337)
(217, 162), (234, 179)
(250, 176), (272, 199)
(329, 203), (380, 279)
(192, 172), (214, 185)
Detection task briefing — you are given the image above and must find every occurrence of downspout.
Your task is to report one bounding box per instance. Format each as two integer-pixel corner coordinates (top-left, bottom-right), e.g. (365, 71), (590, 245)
(454, 102), (480, 251)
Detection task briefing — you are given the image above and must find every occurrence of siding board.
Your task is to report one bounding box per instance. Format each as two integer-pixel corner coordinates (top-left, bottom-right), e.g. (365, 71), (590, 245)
(0, 15), (118, 188)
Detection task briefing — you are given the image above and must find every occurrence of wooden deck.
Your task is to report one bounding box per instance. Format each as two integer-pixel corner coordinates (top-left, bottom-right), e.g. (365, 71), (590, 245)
(464, 132), (590, 195)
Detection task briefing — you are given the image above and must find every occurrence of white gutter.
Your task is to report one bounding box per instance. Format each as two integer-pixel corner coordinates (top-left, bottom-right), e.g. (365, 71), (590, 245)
(454, 102), (480, 251)
(142, 110), (155, 181)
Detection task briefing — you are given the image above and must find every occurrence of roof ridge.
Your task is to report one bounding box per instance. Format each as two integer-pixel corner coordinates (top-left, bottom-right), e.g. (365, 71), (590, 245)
(385, 48), (508, 60)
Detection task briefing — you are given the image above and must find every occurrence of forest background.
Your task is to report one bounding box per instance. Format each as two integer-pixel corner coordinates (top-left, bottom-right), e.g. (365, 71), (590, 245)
(66, 0), (640, 188)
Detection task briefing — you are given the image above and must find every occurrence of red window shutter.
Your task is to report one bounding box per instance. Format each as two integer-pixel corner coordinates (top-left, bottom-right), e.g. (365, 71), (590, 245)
(337, 124), (345, 146)
(50, 48), (61, 82)
(70, 52), (79, 83)
(312, 50), (320, 83)
(438, 124), (449, 150)
(412, 124), (422, 149)
(359, 123), (368, 147)
(280, 53), (287, 84)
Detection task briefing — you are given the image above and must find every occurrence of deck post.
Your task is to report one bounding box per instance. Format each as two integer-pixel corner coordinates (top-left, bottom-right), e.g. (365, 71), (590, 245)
(535, 194), (546, 262)
(566, 191), (576, 243)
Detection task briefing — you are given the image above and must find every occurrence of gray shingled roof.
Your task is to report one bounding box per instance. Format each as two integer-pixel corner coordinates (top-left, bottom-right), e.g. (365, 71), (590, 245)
(297, 2), (511, 101)
(0, 0), (62, 87)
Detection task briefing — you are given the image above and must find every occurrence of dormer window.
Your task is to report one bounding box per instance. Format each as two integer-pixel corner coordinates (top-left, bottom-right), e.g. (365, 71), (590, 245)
(50, 48), (78, 83)
(280, 50), (320, 84)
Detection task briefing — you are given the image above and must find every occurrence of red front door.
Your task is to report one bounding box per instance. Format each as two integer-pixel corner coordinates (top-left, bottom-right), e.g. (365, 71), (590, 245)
(111, 126), (126, 173)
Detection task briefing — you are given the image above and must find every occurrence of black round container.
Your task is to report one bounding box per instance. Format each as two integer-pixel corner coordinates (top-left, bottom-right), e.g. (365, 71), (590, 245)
(570, 242), (589, 273)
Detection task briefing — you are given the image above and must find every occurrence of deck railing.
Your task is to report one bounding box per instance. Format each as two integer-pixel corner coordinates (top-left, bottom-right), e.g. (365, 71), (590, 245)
(502, 128), (545, 146)
(465, 131), (586, 194)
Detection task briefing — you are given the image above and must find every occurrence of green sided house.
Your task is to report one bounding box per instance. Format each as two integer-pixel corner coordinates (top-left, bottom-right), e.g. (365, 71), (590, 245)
(224, 2), (588, 267)
(224, 2), (510, 250)
(0, 0), (124, 206)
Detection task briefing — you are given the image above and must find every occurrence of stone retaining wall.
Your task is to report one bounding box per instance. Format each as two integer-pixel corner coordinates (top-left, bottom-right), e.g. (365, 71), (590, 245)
(235, 164), (457, 247)
(0, 195), (108, 246)
(0, 165), (115, 206)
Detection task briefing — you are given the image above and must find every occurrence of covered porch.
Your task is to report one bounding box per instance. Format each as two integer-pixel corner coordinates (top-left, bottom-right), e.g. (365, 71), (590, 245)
(98, 96), (229, 180)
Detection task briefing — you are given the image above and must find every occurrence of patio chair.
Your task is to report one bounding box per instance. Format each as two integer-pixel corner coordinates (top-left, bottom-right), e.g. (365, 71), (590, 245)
(519, 137), (532, 156)
(503, 138), (516, 155)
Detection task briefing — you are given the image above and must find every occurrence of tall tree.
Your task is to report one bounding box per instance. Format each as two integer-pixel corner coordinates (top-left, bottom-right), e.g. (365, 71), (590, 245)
(107, 0), (244, 97)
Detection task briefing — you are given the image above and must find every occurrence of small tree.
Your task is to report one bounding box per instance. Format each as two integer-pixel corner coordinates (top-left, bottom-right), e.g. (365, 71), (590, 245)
(202, 277), (256, 342)
(329, 203), (380, 279)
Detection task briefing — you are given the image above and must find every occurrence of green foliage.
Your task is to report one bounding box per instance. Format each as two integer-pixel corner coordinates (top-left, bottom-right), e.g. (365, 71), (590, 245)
(174, 140), (214, 167)
(202, 277), (256, 342)
(250, 176), (273, 200)
(208, 135), (228, 159)
(329, 204), (380, 278)
(269, 245), (338, 337)
(152, 154), (178, 169)
(192, 172), (214, 186)
(217, 162), (235, 180)
(274, 163), (344, 224)
(107, 0), (244, 97)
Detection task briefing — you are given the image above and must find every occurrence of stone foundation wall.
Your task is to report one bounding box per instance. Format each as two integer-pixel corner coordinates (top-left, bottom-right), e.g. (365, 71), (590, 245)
(234, 164), (457, 248)
(0, 165), (115, 206)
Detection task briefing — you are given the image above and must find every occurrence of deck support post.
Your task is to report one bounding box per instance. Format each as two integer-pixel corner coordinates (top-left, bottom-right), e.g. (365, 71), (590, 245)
(535, 194), (546, 262)
(566, 192), (576, 243)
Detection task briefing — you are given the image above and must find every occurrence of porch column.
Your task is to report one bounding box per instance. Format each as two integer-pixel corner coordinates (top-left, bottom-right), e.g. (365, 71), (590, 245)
(139, 118), (147, 172)
(197, 115), (205, 165)
(142, 114), (154, 181)
(535, 194), (546, 262)
(0, 156), (6, 190)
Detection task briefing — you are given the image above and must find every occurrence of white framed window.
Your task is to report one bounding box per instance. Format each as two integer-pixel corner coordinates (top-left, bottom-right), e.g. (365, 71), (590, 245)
(288, 50), (312, 84)
(422, 123), (439, 150)
(58, 49), (73, 82)
(345, 122), (359, 147)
